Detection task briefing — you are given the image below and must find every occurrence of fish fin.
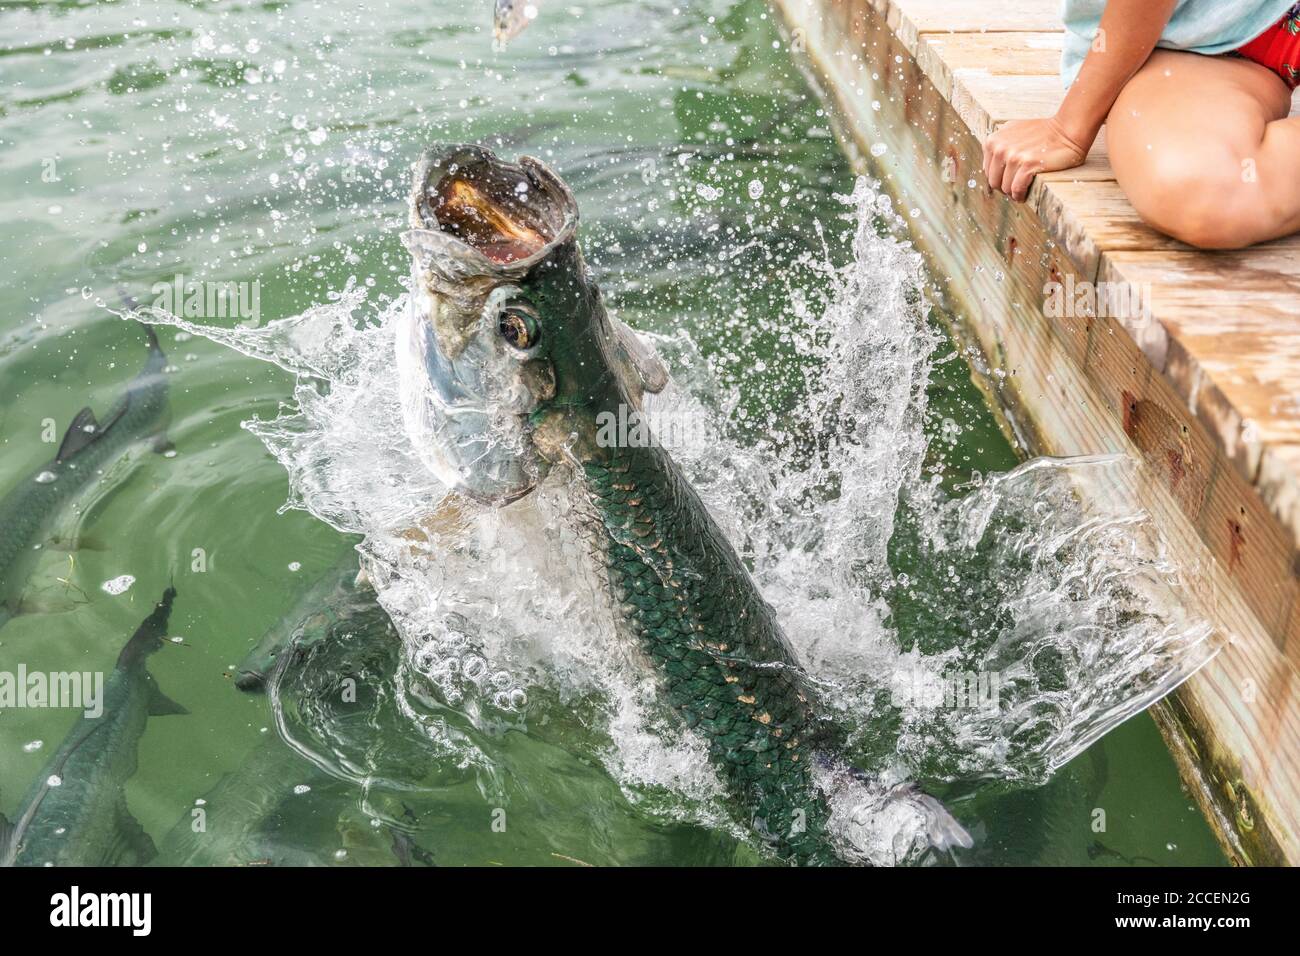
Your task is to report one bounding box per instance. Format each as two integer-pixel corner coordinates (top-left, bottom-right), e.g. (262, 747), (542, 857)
(104, 800), (158, 866)
(54, 407), (102, 462)
(610, 318), (669, 402)
(888, 783), (974, 852)
(147, 679), (189, 717)
(139, 321), (163, 356)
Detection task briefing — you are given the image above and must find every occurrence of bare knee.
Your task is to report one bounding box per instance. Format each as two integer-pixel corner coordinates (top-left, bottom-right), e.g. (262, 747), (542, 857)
(1130, 152), (1274, 250)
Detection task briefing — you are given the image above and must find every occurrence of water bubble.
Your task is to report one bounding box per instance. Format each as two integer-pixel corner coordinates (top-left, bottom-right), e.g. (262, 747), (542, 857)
(47, 775), (62, 787)
(22, 740), (43, 753)
(747, 180), (764, 200)
(869, 143), (887, 157)
(462, 655), (488, 681)
(34, 471), (57, 484)
(293, 784), (312, 795)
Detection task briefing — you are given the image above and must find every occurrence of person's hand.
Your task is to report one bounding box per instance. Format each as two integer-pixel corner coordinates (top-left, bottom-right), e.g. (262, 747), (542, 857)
(982, 117), (1089, 202)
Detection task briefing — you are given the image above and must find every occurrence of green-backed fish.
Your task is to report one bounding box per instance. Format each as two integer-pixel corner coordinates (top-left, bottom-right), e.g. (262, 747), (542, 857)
(0, 323), (170, 628)
(0, 587), (183, 866)
(396, 145), (971, 865)
(234, 556), (372, 691)
(160, 716), (432, 865)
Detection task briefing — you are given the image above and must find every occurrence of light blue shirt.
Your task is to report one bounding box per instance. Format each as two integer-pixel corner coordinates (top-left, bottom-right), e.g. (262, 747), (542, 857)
(1062, 0), (1297, 86)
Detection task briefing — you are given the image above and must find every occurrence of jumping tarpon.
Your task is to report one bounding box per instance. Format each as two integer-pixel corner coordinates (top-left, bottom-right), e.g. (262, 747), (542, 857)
(396, 145), (971, 865)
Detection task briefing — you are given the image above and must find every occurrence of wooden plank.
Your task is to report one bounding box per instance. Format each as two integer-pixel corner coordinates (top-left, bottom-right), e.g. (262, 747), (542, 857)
(918, 32), (1063, 88)
(1259, 444), (1300, 552)
(1102, 250), (1300, 477)
(1041, 181), (1300, 312)
(1037, 180), (1182, 278)
(887, 0), (1064, 55)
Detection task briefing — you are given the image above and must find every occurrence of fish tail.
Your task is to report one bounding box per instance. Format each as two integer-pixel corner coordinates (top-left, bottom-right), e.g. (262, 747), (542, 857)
(140, 321), (163, 356)
(888, 783), (973, 853)
(117, 287), (165, 357)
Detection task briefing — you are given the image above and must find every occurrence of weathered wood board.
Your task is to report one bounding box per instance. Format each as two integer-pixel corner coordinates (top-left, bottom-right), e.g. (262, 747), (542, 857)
(772, 0), (1300, 864)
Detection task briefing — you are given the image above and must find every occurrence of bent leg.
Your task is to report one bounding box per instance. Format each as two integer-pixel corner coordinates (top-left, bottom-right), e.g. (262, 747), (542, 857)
(1106, 49), (1299, 249)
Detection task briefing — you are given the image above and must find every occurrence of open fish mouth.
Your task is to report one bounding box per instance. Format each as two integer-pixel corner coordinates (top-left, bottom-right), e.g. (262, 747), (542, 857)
(397, 145), (575, 504)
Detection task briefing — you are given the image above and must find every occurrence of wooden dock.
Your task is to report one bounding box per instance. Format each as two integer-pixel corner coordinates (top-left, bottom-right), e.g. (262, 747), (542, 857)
(771, 0), (1300, 864)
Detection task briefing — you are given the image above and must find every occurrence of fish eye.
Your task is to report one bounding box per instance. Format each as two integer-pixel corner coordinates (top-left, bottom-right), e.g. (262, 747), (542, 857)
(498, 304), (540, 350)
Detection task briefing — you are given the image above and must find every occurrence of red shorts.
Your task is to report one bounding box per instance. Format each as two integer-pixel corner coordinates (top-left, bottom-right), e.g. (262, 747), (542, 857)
(1235, 4), (1300, 88)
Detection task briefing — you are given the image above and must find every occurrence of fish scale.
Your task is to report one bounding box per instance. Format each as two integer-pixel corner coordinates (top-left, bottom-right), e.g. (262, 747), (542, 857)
(583, 446), (841, 864)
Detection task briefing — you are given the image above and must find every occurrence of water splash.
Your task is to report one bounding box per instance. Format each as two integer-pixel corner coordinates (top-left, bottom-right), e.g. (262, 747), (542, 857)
(893, 454), (1219, 784)
(134, 177), (1220, 861)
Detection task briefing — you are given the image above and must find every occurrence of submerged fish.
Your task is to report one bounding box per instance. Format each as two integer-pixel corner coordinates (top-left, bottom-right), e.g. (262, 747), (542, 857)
(0, 323), (170, 628)
(157, 739), (432, 867)
(234, 556), (373, 691)
(0, 587), (183, 866)
(493, 0), (542, 48)
(397, 145), (971, 864)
